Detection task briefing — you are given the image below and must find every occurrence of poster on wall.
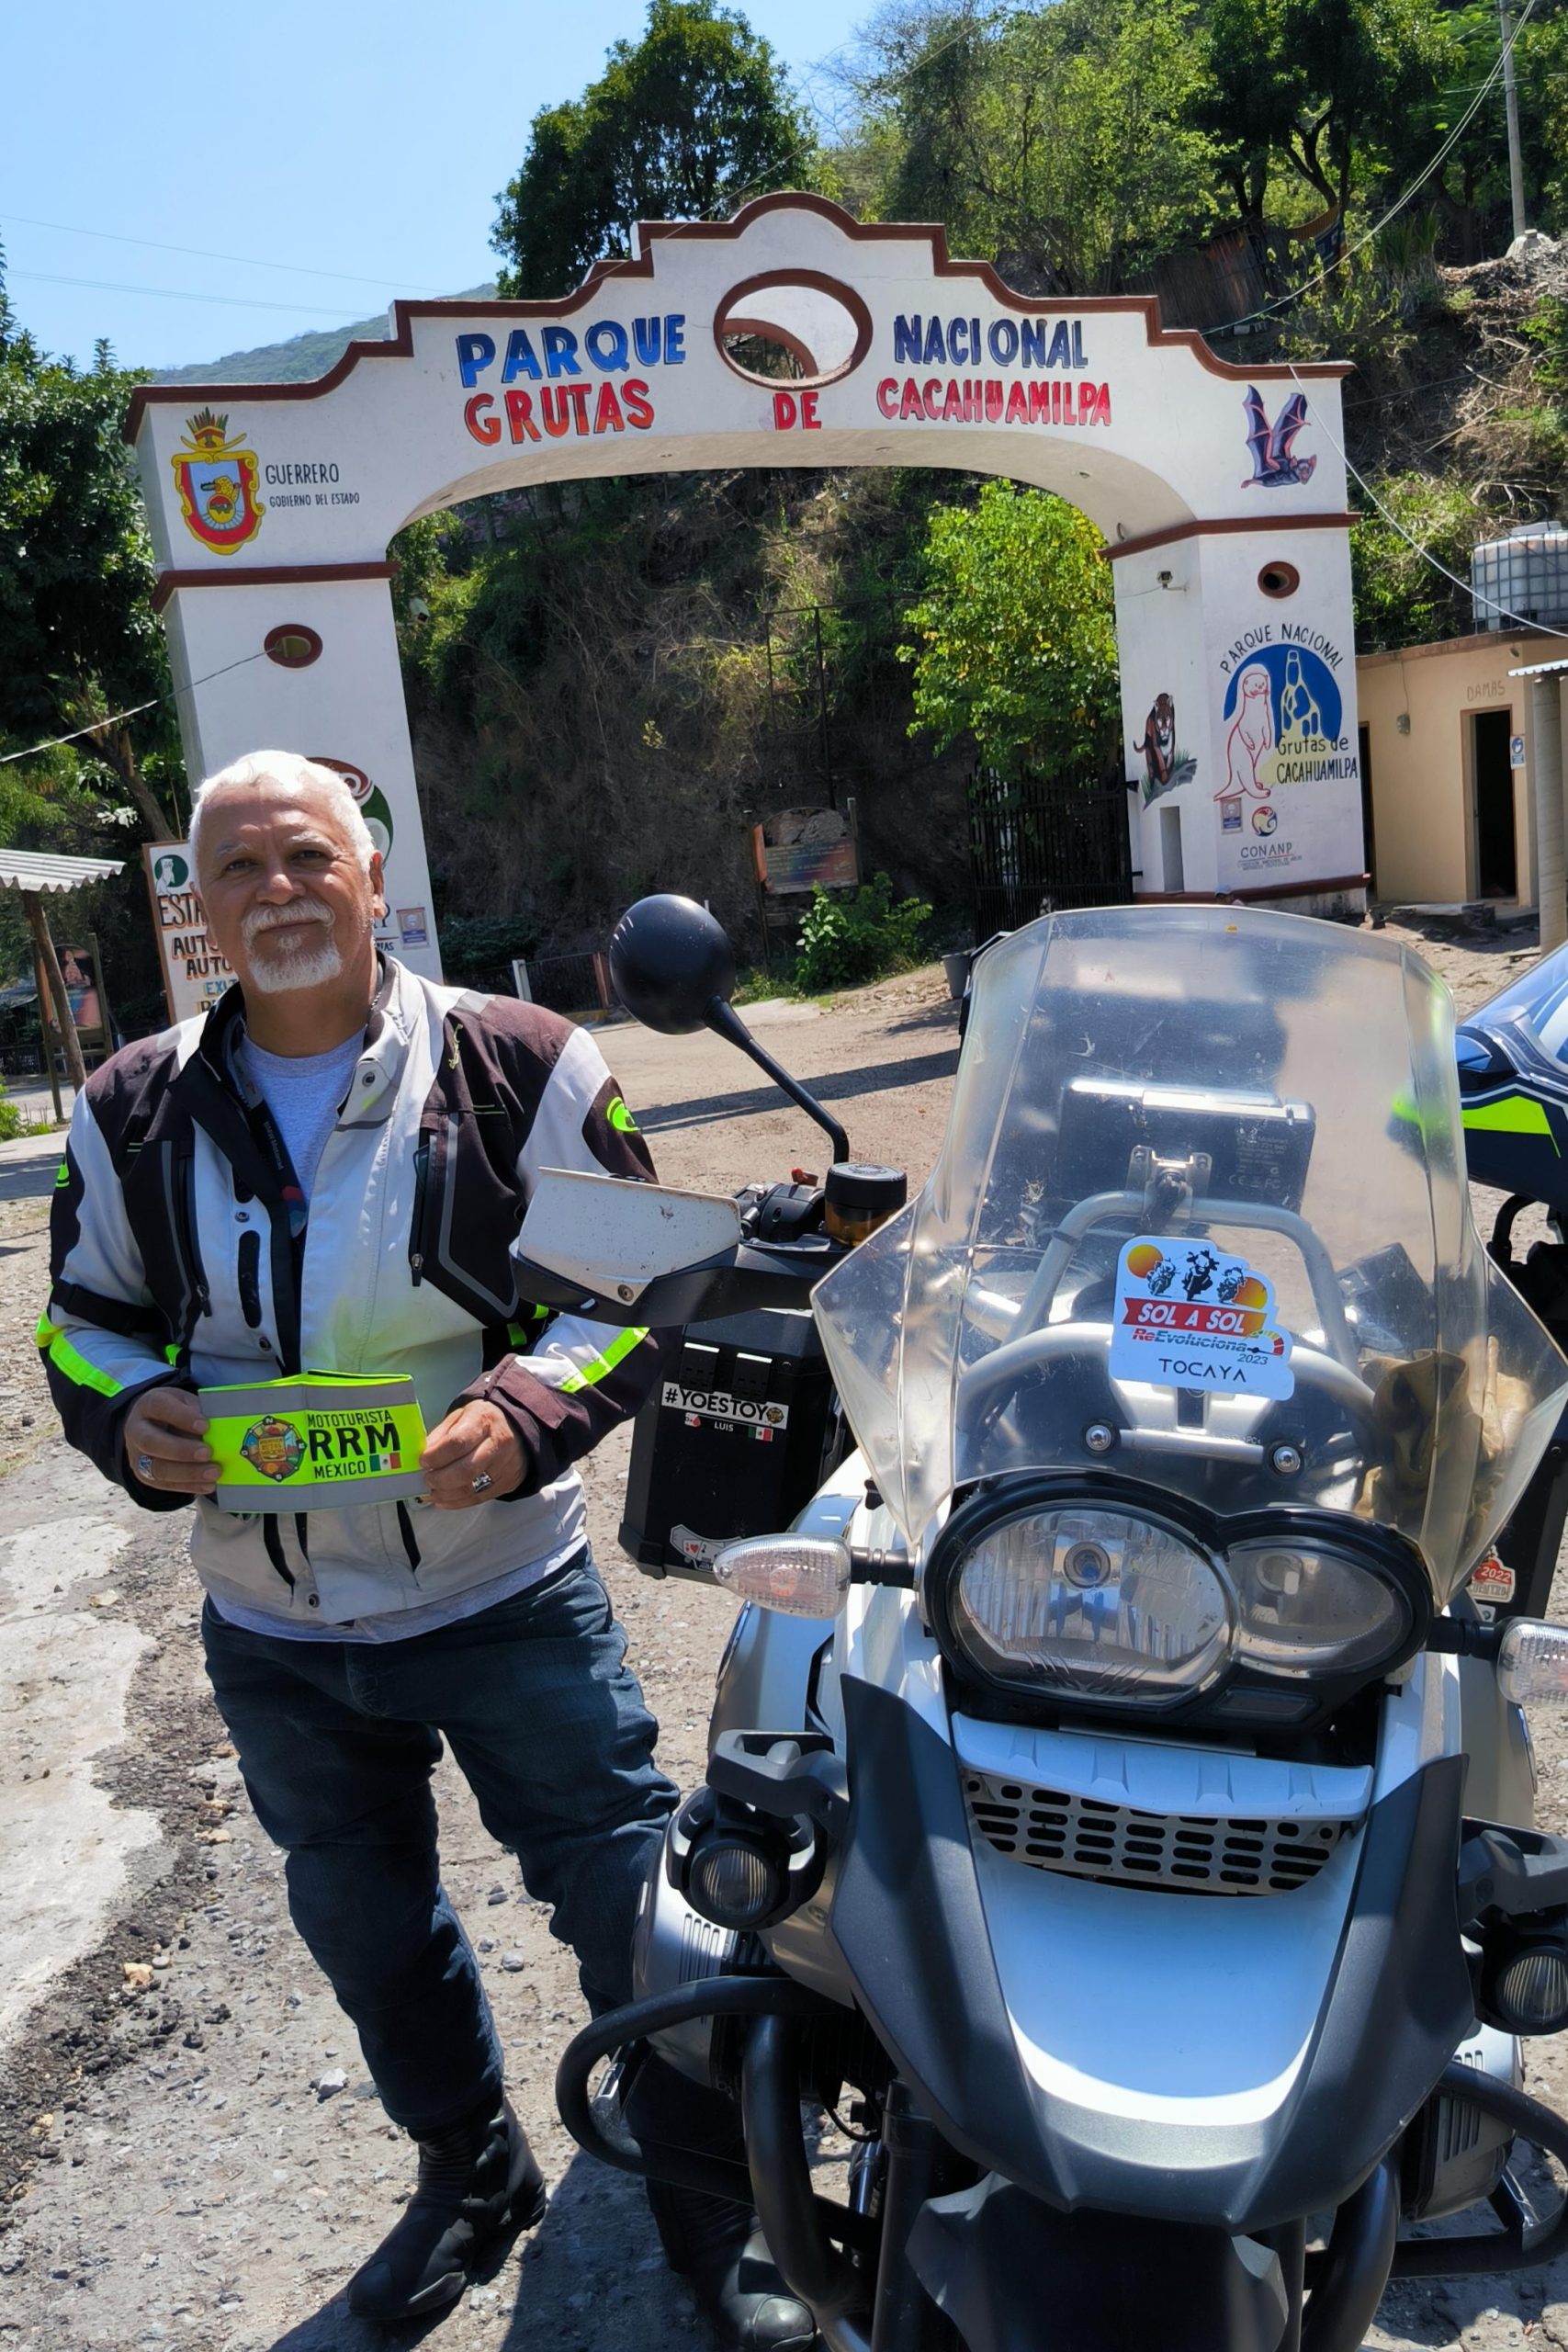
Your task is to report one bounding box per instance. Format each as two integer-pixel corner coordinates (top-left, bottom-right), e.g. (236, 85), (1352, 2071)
(143, 842), (236, 1026)
(39, 942), (111, 1058)
(1213, 630), (1362, 890)
(752, 808), (859, 895)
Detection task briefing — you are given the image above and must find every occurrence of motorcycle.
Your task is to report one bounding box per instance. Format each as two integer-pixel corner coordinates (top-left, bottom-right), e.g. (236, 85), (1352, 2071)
(518, 896), (1568, 2352)
(1454, 939), (1568, 1634)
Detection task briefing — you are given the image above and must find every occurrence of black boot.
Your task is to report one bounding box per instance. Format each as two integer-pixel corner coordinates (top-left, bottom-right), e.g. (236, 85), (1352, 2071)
(648, 2178), (818, 2352)
(346, 2097), (546, 2322)
(626, 2058), (817, 2351)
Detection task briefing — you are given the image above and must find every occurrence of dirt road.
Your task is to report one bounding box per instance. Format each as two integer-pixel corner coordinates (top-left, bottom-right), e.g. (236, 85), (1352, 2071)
(0, 936), (1564, 2352)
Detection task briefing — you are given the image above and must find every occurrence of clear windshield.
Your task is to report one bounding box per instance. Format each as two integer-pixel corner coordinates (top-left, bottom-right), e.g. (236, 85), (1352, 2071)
(815, 907), (1568, 1600)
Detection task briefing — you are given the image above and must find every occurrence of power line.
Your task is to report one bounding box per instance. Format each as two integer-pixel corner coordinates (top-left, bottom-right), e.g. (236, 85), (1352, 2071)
(0, 651), (270, 773)
(0, 208), (450, 296)
(1222, 0), (1541, 333)
(1290, 356), (1568, 642)
(9, 269), (381, 321)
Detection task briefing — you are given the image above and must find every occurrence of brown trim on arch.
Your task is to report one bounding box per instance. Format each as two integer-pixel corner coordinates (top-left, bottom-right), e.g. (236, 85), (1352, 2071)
(713, 267), (875, 390)
(124, 193), (1351, 441)
(1104, 511), (1359, 562)
(151, 560), (397, 614)
(1134, 872), (1370, 904)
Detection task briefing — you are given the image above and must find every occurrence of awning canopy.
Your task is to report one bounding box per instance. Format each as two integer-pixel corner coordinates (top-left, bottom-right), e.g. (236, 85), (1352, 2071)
(1510, 656), (1568, 679)
(0, 848), (124, 892)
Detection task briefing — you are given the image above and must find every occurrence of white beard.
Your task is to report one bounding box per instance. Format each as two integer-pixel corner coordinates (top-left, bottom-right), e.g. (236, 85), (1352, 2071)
(244, 931), (345, 995)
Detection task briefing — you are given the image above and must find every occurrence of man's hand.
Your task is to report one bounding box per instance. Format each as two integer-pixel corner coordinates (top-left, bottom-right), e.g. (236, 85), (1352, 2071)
(420, 1400), (526, 1510)
(124, 1387), (217, 1497)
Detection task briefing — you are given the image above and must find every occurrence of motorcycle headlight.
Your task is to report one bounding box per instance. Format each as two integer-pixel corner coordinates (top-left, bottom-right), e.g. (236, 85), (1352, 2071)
(1229, 1538), (1410, 1676)
(927, 1481), (1427, 1720)
(940, 1504), (1234, 1702)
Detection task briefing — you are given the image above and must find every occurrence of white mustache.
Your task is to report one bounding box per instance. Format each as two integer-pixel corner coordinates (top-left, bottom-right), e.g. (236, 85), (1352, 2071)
(242, 897), (334, 948)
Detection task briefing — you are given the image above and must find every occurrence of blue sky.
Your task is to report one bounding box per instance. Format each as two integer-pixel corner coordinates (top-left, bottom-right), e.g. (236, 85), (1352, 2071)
(4, 0), (861, 373)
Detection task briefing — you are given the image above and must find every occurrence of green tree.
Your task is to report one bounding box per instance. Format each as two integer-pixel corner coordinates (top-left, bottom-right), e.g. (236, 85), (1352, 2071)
(491, 0), (818, 298)
(1349, 473), (1485, 650)
(1200, 0), (1450, 249)
(851, 0), (1219, 294)
(899, 482), (1118, 780)
(0, 312), (180, 838)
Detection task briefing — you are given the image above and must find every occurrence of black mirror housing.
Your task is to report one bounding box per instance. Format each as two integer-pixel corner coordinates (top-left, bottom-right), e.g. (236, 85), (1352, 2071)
(609, 895), (737, 1035)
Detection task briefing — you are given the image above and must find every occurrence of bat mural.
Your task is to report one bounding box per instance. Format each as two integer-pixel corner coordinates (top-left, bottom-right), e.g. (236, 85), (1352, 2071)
(1242, 387), (1317, 489)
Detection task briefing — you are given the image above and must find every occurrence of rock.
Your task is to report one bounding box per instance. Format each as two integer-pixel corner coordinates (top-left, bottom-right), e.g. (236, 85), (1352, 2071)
(487, 1886), (508, 1905)
(122, 1962), (155, 1992)
(88, 1590), (121, 1609)
(501, 1953), (526, 1973)
(316, 2069), (347, 2099)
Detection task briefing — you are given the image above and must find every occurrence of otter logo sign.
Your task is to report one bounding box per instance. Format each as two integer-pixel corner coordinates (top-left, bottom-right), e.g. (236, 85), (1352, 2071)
(1213, 631), (1360, 887)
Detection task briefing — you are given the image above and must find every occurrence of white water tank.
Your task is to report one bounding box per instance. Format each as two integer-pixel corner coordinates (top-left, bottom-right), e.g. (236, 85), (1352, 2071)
(1472, 523), (1568, 631)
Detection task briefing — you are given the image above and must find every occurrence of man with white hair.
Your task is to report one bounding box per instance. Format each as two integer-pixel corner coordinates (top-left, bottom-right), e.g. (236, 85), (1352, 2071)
(39, 752), (814, 2347)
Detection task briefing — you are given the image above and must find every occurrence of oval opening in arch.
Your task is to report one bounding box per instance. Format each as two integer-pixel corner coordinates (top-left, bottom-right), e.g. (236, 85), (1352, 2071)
(714, 271), (874, 390)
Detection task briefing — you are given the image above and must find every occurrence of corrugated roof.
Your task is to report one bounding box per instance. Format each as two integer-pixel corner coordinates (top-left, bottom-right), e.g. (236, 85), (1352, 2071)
(1510, 656), (1568, 679)
(0, 849), (125, 892)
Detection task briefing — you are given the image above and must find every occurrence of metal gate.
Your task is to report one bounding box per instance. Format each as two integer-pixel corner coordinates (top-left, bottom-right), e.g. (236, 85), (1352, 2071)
(967, 766), (1134, 936)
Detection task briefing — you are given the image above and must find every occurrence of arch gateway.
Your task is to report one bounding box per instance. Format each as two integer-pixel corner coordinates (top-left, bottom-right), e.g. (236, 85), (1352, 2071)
(127, 195), (1364, 983)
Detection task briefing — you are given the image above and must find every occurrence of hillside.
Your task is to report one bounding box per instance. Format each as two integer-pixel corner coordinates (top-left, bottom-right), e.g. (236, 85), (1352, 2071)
(151, 286), (496, 386)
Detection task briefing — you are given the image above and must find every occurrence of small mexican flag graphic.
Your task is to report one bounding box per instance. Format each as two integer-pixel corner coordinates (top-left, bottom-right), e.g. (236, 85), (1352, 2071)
(367, 1451), (401, 1473)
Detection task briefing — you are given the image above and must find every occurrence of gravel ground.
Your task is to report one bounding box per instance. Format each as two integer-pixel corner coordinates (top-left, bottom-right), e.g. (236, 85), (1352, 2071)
(3, 933), (1568, 2352)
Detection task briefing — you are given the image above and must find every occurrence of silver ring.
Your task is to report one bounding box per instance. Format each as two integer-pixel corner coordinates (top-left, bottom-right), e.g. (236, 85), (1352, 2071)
(470, 1472), (493, 1494)
(136, 1453), (154, 1479)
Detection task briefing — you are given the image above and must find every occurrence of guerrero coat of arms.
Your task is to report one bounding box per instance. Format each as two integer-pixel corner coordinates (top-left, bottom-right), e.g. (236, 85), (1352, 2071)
(171, 410), (265, 553)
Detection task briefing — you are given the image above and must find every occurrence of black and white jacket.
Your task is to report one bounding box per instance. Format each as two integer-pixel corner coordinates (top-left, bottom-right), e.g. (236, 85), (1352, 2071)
(40, 956), (667, 1628)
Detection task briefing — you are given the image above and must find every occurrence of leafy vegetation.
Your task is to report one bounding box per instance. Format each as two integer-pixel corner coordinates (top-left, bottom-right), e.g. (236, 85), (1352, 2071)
(1350, 474), (1485, 651)
(491, 0), (818, 297)
(841, 0), (1219, 294)
(792, 872), (932, 991)
(900, 484), (1119, 781)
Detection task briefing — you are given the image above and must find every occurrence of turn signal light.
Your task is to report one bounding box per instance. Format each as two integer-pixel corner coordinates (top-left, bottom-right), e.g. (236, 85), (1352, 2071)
(1498, 1620), (1568, 1708)
(712, 1535), (852, 1618)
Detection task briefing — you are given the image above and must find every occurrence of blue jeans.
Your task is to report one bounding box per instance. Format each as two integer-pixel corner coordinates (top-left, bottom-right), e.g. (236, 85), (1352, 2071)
(200, 1554), (679, 2138)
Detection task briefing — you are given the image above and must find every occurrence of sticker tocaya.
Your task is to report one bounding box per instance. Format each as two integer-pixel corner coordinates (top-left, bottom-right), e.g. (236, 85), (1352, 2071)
(1108, 1236), (1294, 1399)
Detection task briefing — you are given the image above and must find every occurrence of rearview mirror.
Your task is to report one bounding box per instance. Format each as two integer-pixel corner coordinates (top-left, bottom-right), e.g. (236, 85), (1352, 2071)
(609, 895), (736, 1035)
(514, 1168), (742, 1304)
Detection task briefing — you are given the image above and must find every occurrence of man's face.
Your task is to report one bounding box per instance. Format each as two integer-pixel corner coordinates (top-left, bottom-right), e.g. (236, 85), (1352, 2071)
(195, 779), (384, 1001)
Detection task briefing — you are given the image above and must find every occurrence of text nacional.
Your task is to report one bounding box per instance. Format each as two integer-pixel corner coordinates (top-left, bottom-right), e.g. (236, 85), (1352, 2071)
(879, 312), (1111, 431)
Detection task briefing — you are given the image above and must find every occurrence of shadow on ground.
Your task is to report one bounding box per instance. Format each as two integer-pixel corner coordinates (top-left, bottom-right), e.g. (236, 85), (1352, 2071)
(265, 2148), (693, 2352)
(636, 1049), (960, 1136)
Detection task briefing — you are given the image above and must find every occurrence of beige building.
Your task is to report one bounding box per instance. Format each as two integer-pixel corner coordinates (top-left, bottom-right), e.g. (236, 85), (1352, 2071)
(1358, 630), (1562, 909)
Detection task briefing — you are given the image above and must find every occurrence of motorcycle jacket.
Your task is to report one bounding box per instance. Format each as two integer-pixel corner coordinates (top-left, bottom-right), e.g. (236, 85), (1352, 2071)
(39, 955), (669, 1628)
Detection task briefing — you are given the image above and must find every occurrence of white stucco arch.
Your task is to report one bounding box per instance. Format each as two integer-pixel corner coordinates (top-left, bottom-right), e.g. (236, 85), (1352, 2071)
(128, 195), (1365, 981)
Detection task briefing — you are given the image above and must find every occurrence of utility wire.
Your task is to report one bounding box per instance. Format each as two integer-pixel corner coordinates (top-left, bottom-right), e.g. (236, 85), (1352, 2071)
(0, 652), (270, 772)
(9, 269), (383, 321)
(0, 208), (450, 295)
(1288, 356), (1568, 644)
(1222, 0), (1541, 333)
